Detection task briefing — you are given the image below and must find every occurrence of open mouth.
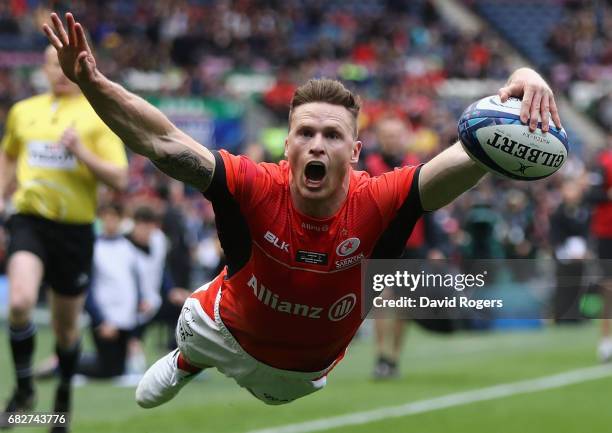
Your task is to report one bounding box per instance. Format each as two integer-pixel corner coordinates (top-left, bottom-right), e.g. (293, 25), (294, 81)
(304, 161), (327, 186)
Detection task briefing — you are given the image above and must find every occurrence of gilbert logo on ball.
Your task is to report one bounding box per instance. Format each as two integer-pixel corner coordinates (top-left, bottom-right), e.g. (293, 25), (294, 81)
(458, 95), (569, 180)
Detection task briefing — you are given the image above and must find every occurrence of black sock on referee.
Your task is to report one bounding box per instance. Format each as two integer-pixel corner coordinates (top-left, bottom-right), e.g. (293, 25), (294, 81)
(9, 322), (36, 393)
(56, 340), (81, 385)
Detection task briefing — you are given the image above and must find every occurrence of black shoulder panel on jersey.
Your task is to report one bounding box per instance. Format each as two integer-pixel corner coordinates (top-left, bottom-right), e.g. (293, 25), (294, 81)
(371, 165), (424, 259)
(202, 150), (252, 278)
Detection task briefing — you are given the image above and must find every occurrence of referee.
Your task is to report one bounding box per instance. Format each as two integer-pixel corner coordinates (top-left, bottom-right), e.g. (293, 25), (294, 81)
(0, 46), (127, 431)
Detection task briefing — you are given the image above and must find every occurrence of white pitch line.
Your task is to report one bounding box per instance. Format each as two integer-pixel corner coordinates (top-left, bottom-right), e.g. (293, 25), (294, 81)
(246, 364), (612, 433)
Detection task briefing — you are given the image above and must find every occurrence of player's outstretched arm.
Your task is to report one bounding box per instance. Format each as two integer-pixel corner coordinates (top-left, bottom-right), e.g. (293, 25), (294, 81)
(419, 67), (561, 211)
(419, 142), (487, 211)
(42, 13), (215, 191)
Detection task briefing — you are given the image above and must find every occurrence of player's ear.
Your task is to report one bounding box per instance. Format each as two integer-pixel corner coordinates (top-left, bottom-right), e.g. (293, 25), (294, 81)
(284, 137), (289, 158)
(350, 140), (362, 164)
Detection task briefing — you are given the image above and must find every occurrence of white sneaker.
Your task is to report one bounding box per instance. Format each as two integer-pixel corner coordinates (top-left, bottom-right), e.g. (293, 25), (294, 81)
(135, 349), (198, 408)
(598, 338), (612, 363)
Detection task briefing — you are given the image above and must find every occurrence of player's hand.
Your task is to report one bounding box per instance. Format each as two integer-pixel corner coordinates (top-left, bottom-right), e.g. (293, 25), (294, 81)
(498, 67), (562, 133)
(60, 127), (85, 159)
(97, 322), (119, 340)
(42, 13), (97, 85)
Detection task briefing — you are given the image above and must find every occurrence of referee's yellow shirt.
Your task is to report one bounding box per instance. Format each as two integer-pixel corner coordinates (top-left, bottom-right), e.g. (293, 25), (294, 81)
(1, 93), (127, 224)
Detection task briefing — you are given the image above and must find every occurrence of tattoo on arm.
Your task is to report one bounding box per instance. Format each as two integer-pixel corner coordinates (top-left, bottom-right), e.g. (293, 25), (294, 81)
(152, 150), (214, 191)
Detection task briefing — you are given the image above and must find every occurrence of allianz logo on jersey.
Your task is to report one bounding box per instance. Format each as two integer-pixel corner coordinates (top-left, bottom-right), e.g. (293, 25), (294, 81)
(247, 274), (356, 321)
(264, 230), (289, 252)
(328, 294), (357, 321)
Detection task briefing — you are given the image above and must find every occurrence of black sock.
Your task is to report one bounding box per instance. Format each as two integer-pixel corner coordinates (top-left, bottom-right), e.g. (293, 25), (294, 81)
(56, 341), (81, 385)
(53, 381), (71, 414)
(9, 322), (36, 393)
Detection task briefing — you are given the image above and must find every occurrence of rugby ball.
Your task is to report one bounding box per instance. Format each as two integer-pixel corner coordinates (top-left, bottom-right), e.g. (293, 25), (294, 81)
(458, 95), (568, 180)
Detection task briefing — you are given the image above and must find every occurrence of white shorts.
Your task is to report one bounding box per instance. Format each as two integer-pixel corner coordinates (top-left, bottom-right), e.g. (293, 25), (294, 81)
(176, 283), (329, 405)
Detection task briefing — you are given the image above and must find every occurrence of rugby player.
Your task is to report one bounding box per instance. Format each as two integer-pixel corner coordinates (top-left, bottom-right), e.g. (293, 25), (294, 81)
(0, 44), (127, 430)
(43, 12), (562, 407)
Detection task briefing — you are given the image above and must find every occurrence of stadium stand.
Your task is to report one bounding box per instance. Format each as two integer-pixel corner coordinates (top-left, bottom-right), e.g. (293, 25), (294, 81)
(0, 0), (607, 328)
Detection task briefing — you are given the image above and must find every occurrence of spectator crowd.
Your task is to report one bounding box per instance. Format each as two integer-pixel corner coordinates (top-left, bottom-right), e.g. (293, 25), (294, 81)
(0, 0), (609, 333)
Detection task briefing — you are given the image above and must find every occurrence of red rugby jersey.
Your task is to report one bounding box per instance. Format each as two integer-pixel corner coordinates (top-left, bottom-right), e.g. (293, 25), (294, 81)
(195, 150), (422, 372)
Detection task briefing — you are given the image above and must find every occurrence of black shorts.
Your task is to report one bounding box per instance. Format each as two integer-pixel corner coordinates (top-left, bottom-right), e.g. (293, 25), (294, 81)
(7, 214), (94, 296)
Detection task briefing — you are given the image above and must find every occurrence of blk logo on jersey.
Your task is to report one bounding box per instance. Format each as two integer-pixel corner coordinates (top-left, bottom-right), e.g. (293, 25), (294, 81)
(328, 294), (356, 321)
(336, 237), (360, 256)
(264, 230), (290, 252)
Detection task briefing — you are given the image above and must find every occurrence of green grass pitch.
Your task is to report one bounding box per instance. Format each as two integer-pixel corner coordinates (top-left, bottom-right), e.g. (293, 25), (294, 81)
(1, 321), (609, 433)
